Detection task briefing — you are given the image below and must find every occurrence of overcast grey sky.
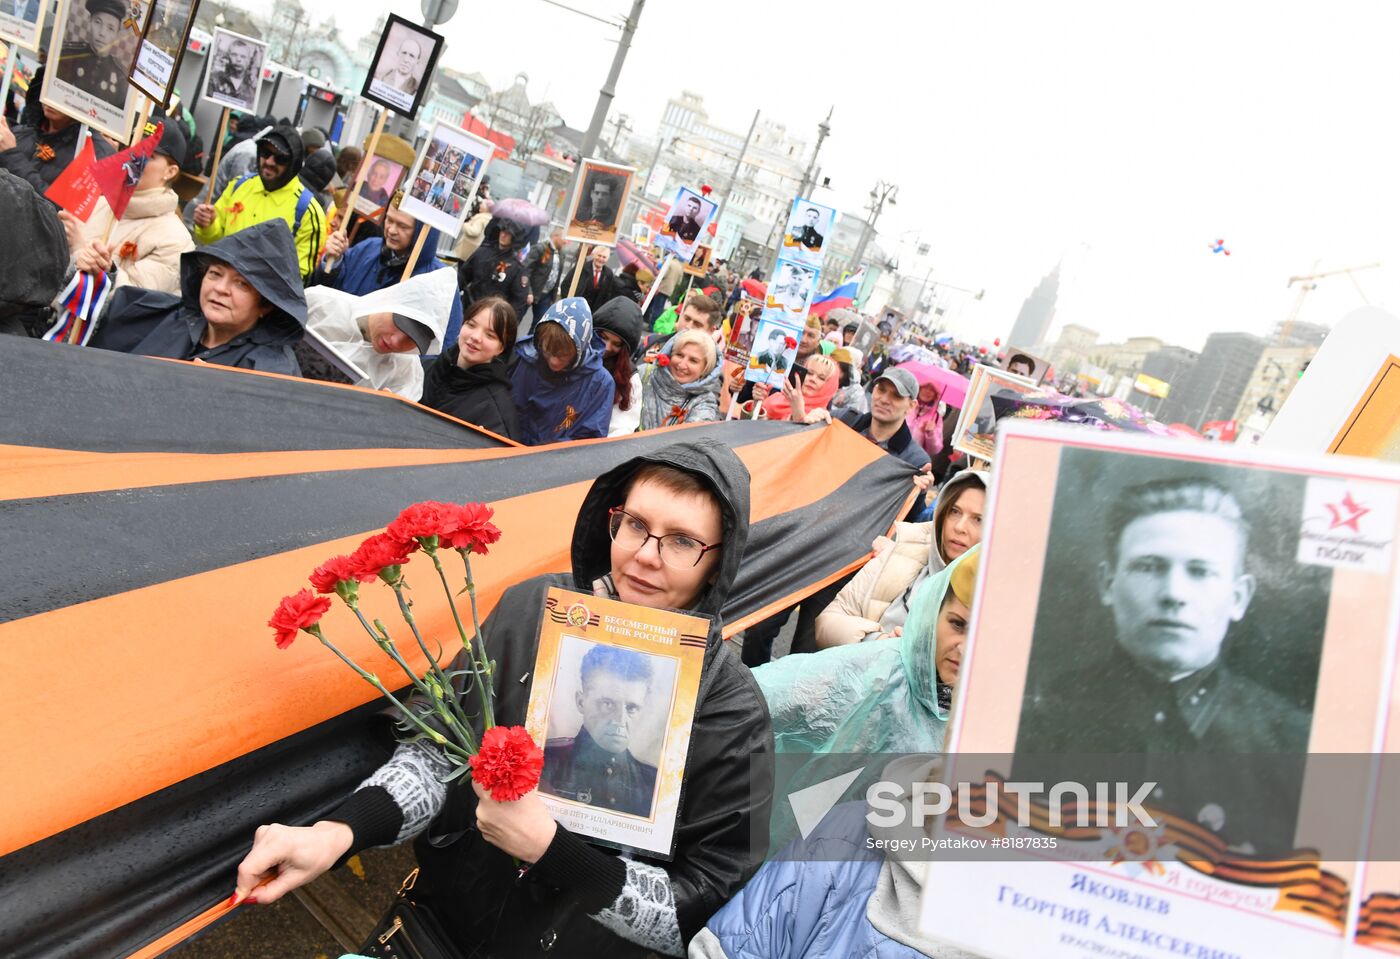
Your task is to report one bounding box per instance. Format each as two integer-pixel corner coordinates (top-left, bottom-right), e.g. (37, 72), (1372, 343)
(266, 0), (1400, 350)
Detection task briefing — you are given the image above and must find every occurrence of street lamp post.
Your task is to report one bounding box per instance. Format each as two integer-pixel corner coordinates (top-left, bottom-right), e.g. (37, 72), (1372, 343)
(848, 178), (897, 276)
(579, 0), (646, 159)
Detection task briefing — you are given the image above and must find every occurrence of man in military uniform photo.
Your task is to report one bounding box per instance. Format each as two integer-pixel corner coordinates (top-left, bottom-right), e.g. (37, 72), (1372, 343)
(541, 645), (659, 818)
(667, 195), (703, 243)
(1015, 477), (1312, 855)
(572, 173), (620, 226)
(789, 206), (824, 250)
(57, 0), (128, 109)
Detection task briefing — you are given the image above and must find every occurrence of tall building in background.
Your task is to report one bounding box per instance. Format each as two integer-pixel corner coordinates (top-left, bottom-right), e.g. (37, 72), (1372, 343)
(1155, 332), (1266, 428)
(1007, 261), (1061, 350)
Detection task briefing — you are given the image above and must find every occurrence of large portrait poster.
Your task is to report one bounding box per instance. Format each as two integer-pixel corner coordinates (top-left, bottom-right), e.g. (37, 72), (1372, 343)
(41, 0), (145, 141)
(950, 363), (1039, 461)
(399, 121), (494, 237)
(127, 0), (196, 108)
(199, 27), (265, 114)
(361, 13), (442, 119)
(524, 587), (707, 857)
(655, 185), (716, 262)
(918, 423), (1400, 959)
(564, 158), (635, 247)
(780, 198), (835, 268)
(0, 0), (47, 52)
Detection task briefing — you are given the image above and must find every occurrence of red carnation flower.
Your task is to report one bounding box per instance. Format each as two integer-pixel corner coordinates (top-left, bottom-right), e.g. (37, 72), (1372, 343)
(657, 354), (671, 367)
(349, 532), (414, 582)
(470, 725), (545, 802)
(440, 503), (501, 555)
(387, 501), (456, 549)
(784, 336), (797, 349)
(309, 554), (369, 594)
(269, 589), (332, 649)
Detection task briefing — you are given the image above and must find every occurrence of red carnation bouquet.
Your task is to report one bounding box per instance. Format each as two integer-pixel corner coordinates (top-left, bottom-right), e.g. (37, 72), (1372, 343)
(267, 501), (543, 800)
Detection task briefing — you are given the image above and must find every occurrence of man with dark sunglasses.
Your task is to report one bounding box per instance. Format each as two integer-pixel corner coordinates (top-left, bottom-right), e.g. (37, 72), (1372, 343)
(194, 123), (326, 281)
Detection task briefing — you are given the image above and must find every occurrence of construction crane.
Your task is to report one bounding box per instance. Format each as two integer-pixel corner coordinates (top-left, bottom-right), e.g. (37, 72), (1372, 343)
(1279, 261), (1380, 342)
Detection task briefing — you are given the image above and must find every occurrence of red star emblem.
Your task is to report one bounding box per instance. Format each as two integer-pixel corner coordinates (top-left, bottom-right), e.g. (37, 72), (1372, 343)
(1326, 492), (1370, 533)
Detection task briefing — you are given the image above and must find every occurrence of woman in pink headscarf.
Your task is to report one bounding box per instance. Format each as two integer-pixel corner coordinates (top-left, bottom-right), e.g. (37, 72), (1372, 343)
(760, 353), (841, 422)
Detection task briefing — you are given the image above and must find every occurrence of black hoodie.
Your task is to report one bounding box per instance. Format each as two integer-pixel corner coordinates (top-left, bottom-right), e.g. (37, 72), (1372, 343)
(334, 439), (773, 956)
(459, 214), (531, 320)
(90, 220), (308, 375)
(420, 345), (522, 441)
(0, 169), (69, 336)
(256, 124), (305, 192)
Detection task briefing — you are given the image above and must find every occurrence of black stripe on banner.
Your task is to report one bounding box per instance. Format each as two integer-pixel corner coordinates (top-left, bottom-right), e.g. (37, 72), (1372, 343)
(0, 421), (805, 623)
(0, 335), (506, 454)
(0, 457), (913, 959)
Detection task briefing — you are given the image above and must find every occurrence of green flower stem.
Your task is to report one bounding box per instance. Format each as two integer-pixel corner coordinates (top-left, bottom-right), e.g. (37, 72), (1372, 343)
(430, 551), (494, 728)
(313, 628), (474, 763)
(361, 605), (477, 754)
(386, 579), (473, 728)
(457, 552), (495, 729)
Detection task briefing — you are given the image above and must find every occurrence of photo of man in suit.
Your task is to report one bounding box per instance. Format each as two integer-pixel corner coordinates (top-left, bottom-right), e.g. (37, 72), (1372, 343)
(667, 195), (703, 243)
(541, 645), (660, 818)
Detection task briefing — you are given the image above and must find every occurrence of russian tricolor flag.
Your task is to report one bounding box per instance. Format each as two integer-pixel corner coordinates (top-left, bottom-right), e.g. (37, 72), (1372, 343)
(808, 268), (865, 319)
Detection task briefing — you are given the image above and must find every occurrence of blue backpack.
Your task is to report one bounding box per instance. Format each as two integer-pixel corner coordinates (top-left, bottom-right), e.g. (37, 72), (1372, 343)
(231, 173), (315, 235)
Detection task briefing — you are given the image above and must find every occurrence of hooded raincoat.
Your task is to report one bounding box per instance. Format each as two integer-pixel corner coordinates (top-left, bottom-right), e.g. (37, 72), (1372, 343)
(751, 548), (977, 848)
(303, 266), (457, 400)
(329, 439), (774, 957)
(459, 214), (531, 320)
(814, 468), (989, 648)
(193, 125), (327, 280)
(90, 219), (308, 376)
(510, 297), (615, 445)
(638, 337), (722, 430)
(307, 223), (464, 348)
(0, 168), (69, 337)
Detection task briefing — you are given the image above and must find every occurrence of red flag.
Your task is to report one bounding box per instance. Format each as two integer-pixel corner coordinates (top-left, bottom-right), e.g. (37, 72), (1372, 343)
(44, 137), (101, 221)
(90, 122), (163, 221)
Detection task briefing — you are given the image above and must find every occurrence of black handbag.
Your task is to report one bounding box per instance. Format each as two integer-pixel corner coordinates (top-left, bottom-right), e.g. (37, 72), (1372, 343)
(358, 868), (465, 959)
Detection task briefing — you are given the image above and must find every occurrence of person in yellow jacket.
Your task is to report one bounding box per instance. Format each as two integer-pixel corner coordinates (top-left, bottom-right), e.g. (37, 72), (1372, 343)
(192, 124), (325, 280)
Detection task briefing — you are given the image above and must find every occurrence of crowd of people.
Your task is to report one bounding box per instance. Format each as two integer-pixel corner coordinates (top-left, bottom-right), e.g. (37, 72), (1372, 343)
(3, 108), (1066, 959)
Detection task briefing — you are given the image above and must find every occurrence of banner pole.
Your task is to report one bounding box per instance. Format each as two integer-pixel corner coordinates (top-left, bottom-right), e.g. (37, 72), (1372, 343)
(399, 226), (430, 282)
(325, 106), (388, 272)
(640, 253), (672, 313)
(566, 244), (590, 297)
(204, 108), (230, 202)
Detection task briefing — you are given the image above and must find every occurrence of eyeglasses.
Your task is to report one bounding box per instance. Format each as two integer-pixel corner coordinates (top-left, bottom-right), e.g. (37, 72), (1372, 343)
(608, 508), (721, 569)
(257, 144), (290, 164)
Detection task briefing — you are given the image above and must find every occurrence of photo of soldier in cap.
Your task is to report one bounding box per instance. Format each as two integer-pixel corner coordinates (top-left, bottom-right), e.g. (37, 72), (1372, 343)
(540, 639), (677, 819)
(56, 0), (132, 110)
(1013, 450), (1327, 855)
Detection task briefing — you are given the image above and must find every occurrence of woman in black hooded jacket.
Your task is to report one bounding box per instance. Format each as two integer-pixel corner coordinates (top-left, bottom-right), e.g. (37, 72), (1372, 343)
(235, 439), (774, 957)
(420, 295), (522, 441)
(459, 213), (532, 321)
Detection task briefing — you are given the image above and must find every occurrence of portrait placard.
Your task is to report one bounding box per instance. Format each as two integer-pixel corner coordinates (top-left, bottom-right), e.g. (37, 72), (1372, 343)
(361, 13), (442, 119)
(564, 158), (635, 248)
(950, 363), (1038, 461)
(997, 346), (1050, 385)
(744, 316), (802, 387)
(0, 0), (47, 52)
(780, 198), (835, 269)
(399, 120), (493, 237)
(655, 185), (716, 262)
(127, 0), (197, 108)
(198, 27), (265, 114)
(525, 588), (707, 857)
(919, 423), (1400, 959)
(40, 0), (143, 141)
(764, 256), (819, 319)
(351, 153), (407, 217)
(683, 243), (713, 278)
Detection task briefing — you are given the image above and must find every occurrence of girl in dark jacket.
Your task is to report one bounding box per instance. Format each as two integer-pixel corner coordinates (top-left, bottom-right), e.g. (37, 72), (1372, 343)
(234, 439), (775, 958)
(419, 295), (521, 441)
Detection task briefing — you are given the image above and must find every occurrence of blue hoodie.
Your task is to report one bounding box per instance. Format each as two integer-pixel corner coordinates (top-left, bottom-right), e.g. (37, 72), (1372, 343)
(308, 222), (464, 350)
(509, 297), (614, 445)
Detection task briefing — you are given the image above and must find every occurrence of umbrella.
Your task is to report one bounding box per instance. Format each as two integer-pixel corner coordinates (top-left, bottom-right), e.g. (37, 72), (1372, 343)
(898, 361), (971, 409)
(740, 277), (767, 299)
(489, 197), (550, 228)
(615, 237), (658, 273)
(888, 344), (937, 365)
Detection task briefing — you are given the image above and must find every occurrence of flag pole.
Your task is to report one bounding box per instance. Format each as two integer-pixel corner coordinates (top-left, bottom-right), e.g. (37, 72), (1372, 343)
(399, 225), (430, 282)
(567, 244), (591, 297)
(203, 107), (230, 206)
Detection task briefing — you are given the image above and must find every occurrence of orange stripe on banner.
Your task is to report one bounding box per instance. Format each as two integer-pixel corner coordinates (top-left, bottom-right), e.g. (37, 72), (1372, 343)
(1, 425), (900, 856)
(0, 444), (534, 500)
(126, 902), (234, 959)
